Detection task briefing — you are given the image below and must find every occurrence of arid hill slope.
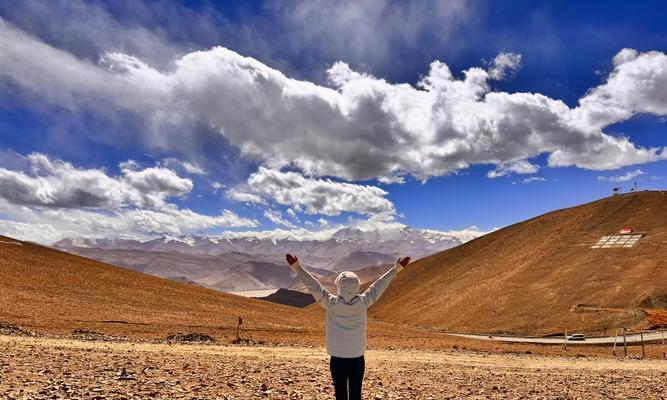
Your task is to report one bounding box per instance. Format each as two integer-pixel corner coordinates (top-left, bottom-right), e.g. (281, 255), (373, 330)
(0, 236), (317, 338)
(370, 192), (667, 335)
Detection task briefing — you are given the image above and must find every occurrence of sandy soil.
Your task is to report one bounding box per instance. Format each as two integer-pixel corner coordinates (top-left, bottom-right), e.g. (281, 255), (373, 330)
(1, 335), (665, 399)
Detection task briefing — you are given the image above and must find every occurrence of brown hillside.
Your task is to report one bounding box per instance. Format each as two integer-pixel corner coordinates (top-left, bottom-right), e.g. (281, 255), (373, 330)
(370, 191), (667, 336)
(0, 236), (318, 339)
(0, 236), (509, 352)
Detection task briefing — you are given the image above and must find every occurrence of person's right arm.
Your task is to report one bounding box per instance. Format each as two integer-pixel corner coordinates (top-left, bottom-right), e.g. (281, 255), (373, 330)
(286, 254), (335, 308)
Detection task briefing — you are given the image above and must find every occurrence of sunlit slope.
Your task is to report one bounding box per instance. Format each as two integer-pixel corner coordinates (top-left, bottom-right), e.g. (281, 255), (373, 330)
(370, 192), (667, 335)
(0, 236), (316, 338)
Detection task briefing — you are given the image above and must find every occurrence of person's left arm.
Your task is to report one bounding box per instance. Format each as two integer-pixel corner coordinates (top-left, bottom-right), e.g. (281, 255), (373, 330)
(361, 256), (410, 308)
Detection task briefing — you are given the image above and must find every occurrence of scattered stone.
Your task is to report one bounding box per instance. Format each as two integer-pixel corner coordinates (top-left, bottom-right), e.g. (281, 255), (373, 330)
(1, 335), (666, 399)
(71, 329), (126, 342)
(166, 332), (215, 343)
(230, 337), (265, 345)
(0, 324), (37, 337)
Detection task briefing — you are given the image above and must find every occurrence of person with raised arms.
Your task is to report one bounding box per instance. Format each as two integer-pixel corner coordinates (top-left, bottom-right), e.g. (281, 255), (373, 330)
(286, 253), (411, 400)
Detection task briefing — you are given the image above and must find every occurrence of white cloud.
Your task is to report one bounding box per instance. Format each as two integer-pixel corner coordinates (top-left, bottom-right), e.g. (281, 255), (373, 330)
(286, 208), (298, 219)
(1, 19), (666, 183)
(0, 153), (257, 243)
(487, 160), (539, 178)
(522, 177), (547, 184)
(0, 199), (257, 244)
(225, 188), (266, 205)
(575, 49), (667, 130)
(487, 52), (522, 80)
(0, 153), (192, 210)
(121, 166), (193, 208)
(377, 175), (406, 185)
(161, 158), (206, 175)
(210, 181), (225, 193)
(263, 209), (297, 229)
(228, 167), (395, 217)
(0, 219), (73, 244)
(597, 169), (645, 183)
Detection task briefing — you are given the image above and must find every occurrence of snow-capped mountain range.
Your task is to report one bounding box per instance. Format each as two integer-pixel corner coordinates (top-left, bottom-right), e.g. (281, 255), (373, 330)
(54, 224), (487, 293)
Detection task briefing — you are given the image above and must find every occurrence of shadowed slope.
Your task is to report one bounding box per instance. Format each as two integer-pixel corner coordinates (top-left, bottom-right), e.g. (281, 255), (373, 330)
(370, 192), (667, 335)
(0, 236), (317, 339)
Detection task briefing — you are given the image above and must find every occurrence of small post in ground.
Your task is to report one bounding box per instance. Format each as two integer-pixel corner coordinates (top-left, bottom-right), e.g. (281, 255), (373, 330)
(564, 330), (568, 352)
(623, 328), (628, 358)
(236, 316), (243, 342)
(640, 331), (645, 359)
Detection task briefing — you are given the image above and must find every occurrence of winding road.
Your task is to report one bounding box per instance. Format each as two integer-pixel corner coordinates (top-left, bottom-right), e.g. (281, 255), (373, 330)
(447, 331), (667, 345)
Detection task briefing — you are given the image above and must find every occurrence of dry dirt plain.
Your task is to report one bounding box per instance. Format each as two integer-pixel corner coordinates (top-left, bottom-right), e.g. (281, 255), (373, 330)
(1, 335), (666, 400)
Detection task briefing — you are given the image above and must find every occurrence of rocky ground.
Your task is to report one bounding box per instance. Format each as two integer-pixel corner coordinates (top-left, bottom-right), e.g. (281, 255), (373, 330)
(1, 335), (666, 399)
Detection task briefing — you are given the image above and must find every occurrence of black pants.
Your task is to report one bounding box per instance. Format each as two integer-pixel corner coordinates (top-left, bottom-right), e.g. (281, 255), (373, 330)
(330, 356), (365, 400)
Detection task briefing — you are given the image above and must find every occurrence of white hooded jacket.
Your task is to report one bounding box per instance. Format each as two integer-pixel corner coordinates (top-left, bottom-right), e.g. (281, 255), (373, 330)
(293, 261), (399, 358)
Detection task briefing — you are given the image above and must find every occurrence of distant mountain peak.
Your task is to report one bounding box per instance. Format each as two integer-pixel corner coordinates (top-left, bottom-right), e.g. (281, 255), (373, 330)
(53, 222), (488, 293)
(53, 223), (487, 248)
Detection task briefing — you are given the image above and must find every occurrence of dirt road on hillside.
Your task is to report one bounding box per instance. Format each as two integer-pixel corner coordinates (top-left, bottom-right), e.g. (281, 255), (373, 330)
(1, 336), (666, 399)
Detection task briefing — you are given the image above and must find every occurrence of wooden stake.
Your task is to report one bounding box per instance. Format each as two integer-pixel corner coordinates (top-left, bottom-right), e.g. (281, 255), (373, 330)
(641, 332), (645, 359)
(564, 330), (568, 352)
(236, 317), (242, 342)
(623, 328), (628, 358)
(612, 329), (618, 356)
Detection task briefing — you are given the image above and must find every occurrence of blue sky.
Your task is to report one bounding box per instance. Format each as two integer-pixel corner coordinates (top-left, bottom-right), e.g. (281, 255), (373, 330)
(0, 0), (666, 243)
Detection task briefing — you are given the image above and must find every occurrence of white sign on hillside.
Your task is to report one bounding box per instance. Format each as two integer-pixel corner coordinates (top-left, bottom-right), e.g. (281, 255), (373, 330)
(591, 234), (643, 249)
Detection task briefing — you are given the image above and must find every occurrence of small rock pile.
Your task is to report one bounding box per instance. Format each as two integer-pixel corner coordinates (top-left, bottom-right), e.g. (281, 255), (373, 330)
(166, 332), (215, 343)
(0, 324), (37, 337)
(71, 329), (127, 342)
(231, 337), (266, 345)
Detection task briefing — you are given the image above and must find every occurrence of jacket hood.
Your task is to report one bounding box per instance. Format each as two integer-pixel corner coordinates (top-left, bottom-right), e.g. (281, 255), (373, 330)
(335, 271), (360, 301)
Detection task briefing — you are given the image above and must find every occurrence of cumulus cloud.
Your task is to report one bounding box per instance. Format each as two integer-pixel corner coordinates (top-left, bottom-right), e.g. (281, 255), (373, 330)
(0, 153), (257, 243)
(487, 52), (523, 80)
(0, 153), (192, 210)
(597, 169), (645, 182)
(487, 160), (539, 178)
(121, 167), (193, 208)
(228, 167), (395, 217)
(1, 19), (666, 183)
(0, 200), (256, 244)
(263, 209), (297, 229)
(576, 49), (667, 129)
